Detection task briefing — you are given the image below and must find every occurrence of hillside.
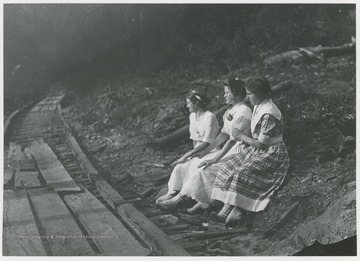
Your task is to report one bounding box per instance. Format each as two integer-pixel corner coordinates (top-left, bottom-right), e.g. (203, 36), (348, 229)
(60, 53), (356, 256)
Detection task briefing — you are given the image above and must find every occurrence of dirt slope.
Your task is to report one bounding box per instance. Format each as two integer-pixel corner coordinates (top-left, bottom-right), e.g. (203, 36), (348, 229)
(61, 54), (356, 255)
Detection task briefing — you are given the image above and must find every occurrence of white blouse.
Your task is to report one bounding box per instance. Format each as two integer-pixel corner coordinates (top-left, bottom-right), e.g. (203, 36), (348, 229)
(189, 111), (219, 146)
(222, 103), (252, 140)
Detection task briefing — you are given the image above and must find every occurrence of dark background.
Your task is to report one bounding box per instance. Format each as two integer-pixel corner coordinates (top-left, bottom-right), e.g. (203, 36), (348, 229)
(4, 4), (355, 112)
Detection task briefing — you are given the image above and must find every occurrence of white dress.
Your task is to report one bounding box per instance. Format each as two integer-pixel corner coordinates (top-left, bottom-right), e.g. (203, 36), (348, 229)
(167, 111), (219, 194)
(167, 103), (252, 204)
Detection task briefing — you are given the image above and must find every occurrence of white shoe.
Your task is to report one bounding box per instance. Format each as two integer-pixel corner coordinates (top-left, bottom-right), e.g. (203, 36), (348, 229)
(155, 192), (177, 204)
(186, 202), (210, 214)
(156, 194), (185, 210)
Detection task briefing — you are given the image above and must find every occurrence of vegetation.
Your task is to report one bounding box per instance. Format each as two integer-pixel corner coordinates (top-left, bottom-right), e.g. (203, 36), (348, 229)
(4, 4), (355, 111)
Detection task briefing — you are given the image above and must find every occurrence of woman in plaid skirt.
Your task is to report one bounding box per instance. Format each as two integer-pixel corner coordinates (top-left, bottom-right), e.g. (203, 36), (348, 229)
(210, 77), (290, 227)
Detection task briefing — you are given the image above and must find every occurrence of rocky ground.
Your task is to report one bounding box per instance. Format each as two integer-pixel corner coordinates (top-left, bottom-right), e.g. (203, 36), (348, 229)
(60, 54), (356, 256)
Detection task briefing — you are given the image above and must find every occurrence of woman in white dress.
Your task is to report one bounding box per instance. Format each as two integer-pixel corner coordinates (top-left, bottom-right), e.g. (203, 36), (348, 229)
(155, 89), (220, 203)
(156, 78), (252, 213)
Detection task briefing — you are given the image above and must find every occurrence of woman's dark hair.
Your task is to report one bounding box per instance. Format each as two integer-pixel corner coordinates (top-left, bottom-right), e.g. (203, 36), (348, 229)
(245, 77), (272, 98)
(187, 89), (211, 108)
(225, 78), (246, 99)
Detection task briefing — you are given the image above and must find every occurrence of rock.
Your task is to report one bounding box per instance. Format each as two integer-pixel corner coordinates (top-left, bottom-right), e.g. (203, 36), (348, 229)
(293, 235), (357, 256)
(263, 190), (356, 256)
(338, 136), (355, 157)
(149, 214), (179, 227)
(344, 180), (356, 192)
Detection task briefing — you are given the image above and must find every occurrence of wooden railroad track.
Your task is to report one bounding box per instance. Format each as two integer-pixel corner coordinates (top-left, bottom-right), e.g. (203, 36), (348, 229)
(3, 87), (190, 256)
(4, 86), (250, 256)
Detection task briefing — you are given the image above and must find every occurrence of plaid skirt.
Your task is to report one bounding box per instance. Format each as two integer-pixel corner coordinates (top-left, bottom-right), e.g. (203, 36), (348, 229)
(211, 142), (290, 212)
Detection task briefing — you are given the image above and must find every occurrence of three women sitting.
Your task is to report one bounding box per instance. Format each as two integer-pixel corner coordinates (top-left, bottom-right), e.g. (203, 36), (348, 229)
(156, 76), (290, 228)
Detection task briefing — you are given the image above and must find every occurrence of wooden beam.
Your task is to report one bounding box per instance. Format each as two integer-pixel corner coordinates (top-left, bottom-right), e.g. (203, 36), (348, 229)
(95, 180), (124, 209)
(57, 111), (189, 255)
(5, 95), (45, 141)
(30, 139), (81, 192)
(179, 227), (249, 240)
(27, 188), (94, 256)
(3, 190), (47, 256)
(95, 180), (189, 256)
(63, 189), (151, 256)
(67, 136), (102, 182)
(19, 159), (37, 171)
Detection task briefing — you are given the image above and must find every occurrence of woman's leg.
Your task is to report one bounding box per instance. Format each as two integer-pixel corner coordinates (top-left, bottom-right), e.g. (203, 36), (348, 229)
(209, 203), (233, 223)
(225, 206), (247, 227)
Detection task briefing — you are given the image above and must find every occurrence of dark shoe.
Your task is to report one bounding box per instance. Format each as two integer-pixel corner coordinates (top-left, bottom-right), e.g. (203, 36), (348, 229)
(225, 207), (247, 228)
(186, 202), (210, 215)
(209, 211), (226, 223)
(156, 194), (185, 210)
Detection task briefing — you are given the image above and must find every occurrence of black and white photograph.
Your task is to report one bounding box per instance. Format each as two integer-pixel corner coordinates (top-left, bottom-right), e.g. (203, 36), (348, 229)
(2, 1), (357, 257)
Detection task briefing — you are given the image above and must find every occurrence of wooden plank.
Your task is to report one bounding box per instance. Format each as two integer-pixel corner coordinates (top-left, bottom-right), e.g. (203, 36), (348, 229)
(58, 113), (188, 255)
(162, 224), (190, 232)
(30, 139), (81, 192)
(3, 190), (47, 256)
(5, 95), (46, 139)
(64, 189), (151, 256)
(188, 228), (249, 239)
(142, 207), (173, 218)
(67, 136), (102, 181)
(95, 180), (126, 209)
(15, 171), (41, 188)
(28, 188), (94, 256)
(95, 180), (189, 256)
(19, 159), (37, 171)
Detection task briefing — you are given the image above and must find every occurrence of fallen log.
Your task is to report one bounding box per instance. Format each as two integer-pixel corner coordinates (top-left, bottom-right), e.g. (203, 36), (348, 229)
(150, 80), (295, 148)
(307, 41), (356, 58)
(148, 105), (229, 148)
(264, 40), (355, 67)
